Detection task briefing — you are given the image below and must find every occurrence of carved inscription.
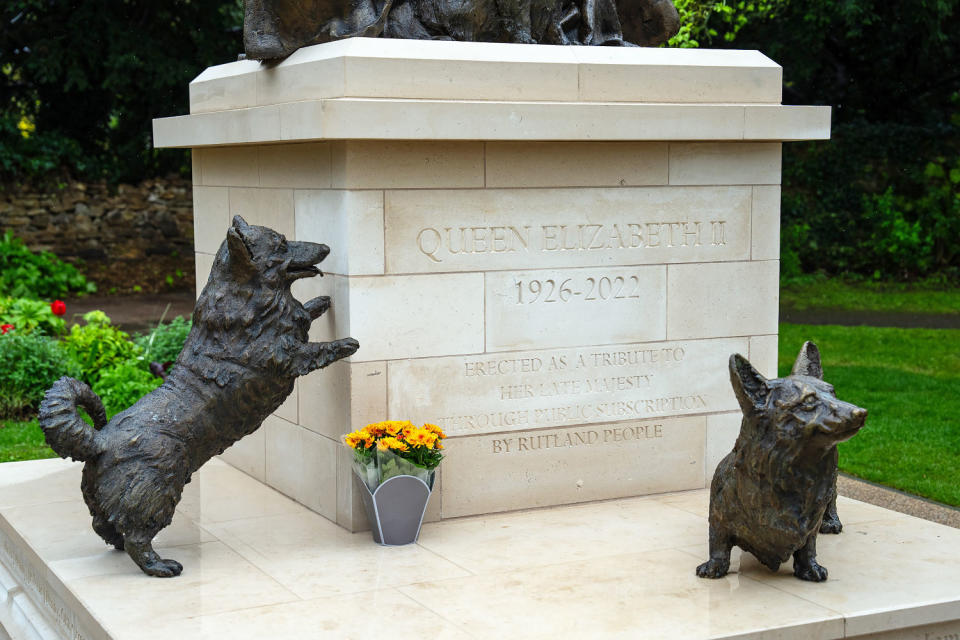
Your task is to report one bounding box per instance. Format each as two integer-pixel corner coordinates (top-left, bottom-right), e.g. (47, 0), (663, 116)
(385, 186), (751, 273)
(387, 338), (744, 436)
(486, 265), (666, 350)
(417, 220), (728, 264)
(439, 416), (706, 517)
(491, 423), (663, 454)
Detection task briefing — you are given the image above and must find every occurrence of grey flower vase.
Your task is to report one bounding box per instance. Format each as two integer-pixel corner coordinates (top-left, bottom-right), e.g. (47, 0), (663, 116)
(354, 471), (435, 545)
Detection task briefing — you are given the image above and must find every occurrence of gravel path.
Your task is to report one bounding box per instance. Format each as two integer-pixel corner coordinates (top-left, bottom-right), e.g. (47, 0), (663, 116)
(838, 474), (960, 528)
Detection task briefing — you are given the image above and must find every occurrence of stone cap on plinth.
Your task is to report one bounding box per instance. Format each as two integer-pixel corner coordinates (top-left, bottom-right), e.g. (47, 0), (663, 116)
(153, 38), (830, 148)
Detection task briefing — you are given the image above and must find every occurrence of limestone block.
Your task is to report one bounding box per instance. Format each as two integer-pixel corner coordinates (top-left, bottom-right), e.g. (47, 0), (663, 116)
(299, 360), (387, 441)
(196, 146), (259, 187)
(189, 58), (261, 113)
(227, 187), (295, 240)
(669, 143), (782, 186)
(752, 186), (782, 261)
(331, 141), (484, 189)
(440, 416), (706, 517)
(194, 253), (215, 297)
(667, 261), (779, 340)
(219, 425), (266, 482)
(158, 102), (831, 147)
(744, 105), (832, 140)
(572, 47), (782, 103)
(485, 142), (668, 188)
(345, 274), (485, 362)
(299, 430), (339, 520)
(706, 412), (741, 480)
(384, 186), (752, 274)
(192, 186), (230, 254)
(258, 143), (332, 189)
(273, 379), (298, 424)
(294, 190), (385, 275)
(749, 334), (780, 378)
(388, 337), (746, 436)
(484, 265), (667, 351)
(265, 416), (338, 521)
(186, 40), (786, 110)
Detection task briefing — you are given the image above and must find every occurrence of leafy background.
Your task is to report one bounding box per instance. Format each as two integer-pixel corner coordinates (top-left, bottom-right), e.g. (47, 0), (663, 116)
(1, 0), (959, 281)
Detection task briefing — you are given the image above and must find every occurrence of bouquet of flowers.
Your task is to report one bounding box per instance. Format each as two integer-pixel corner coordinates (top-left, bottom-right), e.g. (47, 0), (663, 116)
(344, 421), (446, 491)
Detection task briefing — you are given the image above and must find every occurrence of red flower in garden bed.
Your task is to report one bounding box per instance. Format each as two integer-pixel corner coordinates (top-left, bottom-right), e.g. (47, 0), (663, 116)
(50, 300), (66, 316)
(0, 324), (13, 335)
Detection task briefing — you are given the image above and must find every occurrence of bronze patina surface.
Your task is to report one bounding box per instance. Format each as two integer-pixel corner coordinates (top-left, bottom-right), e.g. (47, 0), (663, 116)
(244, 0), (680, 60)
(696, 342), (867, 582)
(39, 216), (358, 577)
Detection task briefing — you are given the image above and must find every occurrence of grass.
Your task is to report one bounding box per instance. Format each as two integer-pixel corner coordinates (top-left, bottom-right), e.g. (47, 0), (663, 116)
(781, 277), (960, 314)
(0, 419), (57, 463)
(779, 323), (960, 507)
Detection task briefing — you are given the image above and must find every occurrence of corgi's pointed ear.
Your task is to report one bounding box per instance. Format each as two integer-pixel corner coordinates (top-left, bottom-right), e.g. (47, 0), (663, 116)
(791, 341), (823, 379)
(729, 354), (769, 411)
(232, 215), (250, 229)
(227, 225), (255, 277)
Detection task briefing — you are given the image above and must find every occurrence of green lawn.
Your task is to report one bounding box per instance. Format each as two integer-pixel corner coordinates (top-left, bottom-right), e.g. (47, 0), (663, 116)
(779, 323), (960, 507)
(0, 419), (57, 462)
(781, 278), (960, 314)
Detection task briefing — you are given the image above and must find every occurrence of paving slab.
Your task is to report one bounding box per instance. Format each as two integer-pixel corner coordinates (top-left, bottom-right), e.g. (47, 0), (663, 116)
(0, 458), (957, 639)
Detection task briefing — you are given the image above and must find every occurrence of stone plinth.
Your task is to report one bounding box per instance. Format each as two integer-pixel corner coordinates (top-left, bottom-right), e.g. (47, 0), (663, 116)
(2, 459), (960, 640)
(153, 38), (830, 531)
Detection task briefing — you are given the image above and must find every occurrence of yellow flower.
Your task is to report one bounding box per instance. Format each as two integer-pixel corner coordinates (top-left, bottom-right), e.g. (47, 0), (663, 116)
(377, 436), (409, 452)
(383, 420), (413, 437)
(345, 431), (374, 450)
(406, 428), (438, 448)
(423, 423), (446, 439)
(364, 423), (386, 438)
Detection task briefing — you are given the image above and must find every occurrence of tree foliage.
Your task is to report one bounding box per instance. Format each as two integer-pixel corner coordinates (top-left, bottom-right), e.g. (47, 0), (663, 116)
(1, 0), (243, 182)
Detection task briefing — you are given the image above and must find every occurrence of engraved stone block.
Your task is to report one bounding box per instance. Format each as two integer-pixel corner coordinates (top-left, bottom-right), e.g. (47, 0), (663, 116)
(484, 266), (667, 351)
(441, 416), (706, 517)
(388, 337), (745, 436)
(385, 186), (752, 274)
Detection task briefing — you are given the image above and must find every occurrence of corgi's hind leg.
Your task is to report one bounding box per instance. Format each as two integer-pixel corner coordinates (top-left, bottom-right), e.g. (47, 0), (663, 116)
(92, 514), (124, 550)
(124, 534), (183, 578)
(696, 527), (732, 578)
(820, 492), (843, 534)
(793, 534), (827, 581)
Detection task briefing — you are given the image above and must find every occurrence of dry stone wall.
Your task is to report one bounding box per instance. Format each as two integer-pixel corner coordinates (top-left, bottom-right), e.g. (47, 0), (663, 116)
(0, 178), (193, 261)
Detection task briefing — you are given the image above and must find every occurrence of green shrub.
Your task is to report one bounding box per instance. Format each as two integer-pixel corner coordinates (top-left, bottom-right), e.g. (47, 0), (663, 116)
(60, 311), (140, 385)
(0, 333), (81, 419)
(782, 122), (960, 282)
(135, 316), (192, 366)
(0, 232), (96, 299)
(92, 359), (162, 419)
(0, 298), (66, 336)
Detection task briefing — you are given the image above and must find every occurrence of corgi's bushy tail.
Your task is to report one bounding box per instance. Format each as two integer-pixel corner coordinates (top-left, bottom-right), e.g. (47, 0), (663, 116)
(38, 377), (107, 462)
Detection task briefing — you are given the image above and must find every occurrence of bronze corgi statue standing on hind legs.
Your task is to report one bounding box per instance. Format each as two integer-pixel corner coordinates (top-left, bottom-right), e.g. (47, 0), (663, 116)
(39, 216), (359, 577)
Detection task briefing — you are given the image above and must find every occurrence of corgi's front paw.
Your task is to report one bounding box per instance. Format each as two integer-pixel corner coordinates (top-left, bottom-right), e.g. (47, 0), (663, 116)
(794, 561), (828, 582)
(696, 559), (729, 579)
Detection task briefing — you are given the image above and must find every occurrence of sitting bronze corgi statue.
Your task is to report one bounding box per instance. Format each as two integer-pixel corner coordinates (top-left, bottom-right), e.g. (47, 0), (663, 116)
(39, 216), (359, 577)
(696, 342), (867, 582)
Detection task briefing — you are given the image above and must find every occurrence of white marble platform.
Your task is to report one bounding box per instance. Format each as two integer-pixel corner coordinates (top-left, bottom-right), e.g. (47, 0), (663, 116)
(0, 458), (957, 640)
